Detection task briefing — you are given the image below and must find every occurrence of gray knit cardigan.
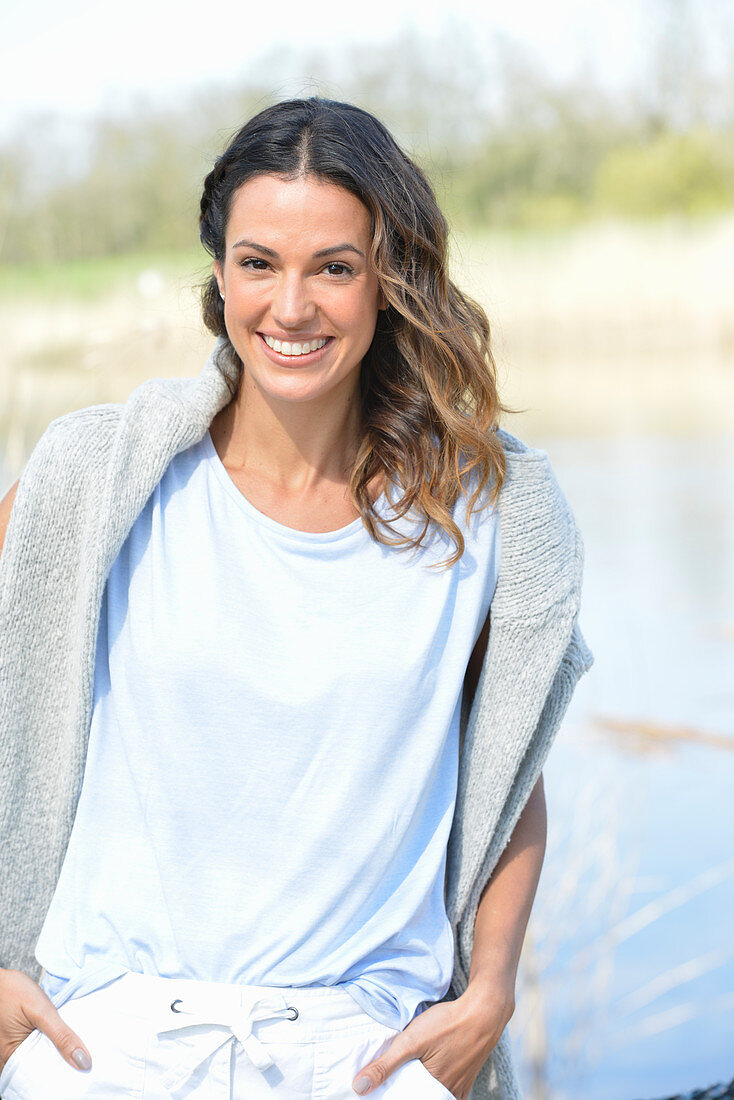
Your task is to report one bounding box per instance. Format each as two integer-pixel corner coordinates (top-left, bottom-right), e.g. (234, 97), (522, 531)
(0, 337), (594, 1099)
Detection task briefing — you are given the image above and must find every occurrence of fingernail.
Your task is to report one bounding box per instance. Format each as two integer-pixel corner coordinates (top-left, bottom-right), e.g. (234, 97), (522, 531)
(354, 1076), (372, 1095)
(72, 1048), (92, 1071)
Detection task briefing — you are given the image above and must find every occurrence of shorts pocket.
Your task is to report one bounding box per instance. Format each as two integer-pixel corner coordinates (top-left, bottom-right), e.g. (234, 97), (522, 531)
(1, 986), (146, 1099)
(412, 1056), (456, 1098)
(0, 1027), (45, 1094)
(314, 1021), (399, 1098)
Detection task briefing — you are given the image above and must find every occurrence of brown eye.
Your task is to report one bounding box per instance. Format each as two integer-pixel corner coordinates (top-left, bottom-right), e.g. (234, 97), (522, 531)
(240, 258), (270, 270)
(325, 262), (353, 277)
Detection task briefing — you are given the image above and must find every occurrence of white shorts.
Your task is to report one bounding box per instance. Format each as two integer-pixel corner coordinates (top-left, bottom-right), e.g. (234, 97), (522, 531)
(0, 970), (455, 1099)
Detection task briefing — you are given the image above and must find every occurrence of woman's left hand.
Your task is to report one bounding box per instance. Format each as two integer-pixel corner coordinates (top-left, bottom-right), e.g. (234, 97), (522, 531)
(351, 979), (515, 1099)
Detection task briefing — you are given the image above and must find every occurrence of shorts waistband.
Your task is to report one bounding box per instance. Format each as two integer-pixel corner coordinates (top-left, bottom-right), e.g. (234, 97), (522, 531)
(99, 970), (397, 1099)
(103, 969), (392, 1039)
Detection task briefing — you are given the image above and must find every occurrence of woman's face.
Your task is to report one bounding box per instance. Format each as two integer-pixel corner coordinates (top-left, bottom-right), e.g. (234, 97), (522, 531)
(214, 173), (386, 406)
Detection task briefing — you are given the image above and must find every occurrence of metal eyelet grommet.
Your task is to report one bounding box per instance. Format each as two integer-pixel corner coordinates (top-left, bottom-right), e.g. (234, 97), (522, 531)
(170, 999), (184, 1012)
(285, 1006), (299, 1021)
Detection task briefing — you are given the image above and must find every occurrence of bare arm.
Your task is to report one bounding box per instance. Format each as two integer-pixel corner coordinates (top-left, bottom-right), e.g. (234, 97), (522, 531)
(461, 604), (548, 1011)
(0, 479), (20, 559)
(465, 775), (546, 1008)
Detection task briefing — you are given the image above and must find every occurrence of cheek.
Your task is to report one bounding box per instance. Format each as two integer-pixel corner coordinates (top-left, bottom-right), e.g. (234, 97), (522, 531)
(334, 287), (380, 332)
(227, 285), (268, 323)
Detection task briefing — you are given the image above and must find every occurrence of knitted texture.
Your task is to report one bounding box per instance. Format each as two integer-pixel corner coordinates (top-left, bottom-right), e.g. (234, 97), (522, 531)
(0, 337), (594, 1099)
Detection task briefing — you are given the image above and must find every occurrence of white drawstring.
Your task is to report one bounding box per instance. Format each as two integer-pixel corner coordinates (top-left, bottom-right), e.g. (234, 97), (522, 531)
(155, 992), (297, 1098)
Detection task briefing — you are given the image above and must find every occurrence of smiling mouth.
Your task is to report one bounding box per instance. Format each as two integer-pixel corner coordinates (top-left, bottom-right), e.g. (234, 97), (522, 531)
(259, 334), (332, 357)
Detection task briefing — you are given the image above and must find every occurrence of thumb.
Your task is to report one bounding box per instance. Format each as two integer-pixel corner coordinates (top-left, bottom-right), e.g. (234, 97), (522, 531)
(39, 1004), (93, 1072)
(352, 1033), (414, 1096)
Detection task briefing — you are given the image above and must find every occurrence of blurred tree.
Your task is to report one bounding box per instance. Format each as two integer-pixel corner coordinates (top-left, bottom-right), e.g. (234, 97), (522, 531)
(1, 14), (733, 264)
(593, 127), (734, 218)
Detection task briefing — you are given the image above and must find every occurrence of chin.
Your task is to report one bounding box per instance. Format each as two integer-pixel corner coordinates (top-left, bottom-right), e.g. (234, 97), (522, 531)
(253, 373), (337, 404)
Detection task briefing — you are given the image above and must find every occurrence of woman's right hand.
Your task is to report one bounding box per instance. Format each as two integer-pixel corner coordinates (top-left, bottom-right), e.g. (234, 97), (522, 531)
(0, 968), (92, 1075)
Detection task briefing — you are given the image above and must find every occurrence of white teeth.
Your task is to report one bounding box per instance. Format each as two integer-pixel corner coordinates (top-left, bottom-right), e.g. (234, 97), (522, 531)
(262, 335), (328, 356)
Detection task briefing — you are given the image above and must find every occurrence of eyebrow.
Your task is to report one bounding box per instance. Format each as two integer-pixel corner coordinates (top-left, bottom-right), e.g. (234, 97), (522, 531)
(231, 239), (365, 260)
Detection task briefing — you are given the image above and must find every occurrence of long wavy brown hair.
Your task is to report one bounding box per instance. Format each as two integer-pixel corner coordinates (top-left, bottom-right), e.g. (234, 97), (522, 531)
(199, 96), (512, 569)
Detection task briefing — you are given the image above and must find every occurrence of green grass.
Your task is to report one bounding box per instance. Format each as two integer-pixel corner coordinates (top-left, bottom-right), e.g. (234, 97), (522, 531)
(0, 248), (210, 302)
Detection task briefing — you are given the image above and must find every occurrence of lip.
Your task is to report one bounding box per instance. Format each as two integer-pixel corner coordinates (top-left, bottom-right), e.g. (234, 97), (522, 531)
(258, 332), (330, 341)
(257, 332), (334, 366)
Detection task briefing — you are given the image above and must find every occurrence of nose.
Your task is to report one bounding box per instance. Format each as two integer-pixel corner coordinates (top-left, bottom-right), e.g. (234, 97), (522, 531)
(271, 271), (317, 329)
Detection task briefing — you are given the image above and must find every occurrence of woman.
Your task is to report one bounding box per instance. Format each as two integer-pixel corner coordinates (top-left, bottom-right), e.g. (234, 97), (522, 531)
(0, 97), (593, 1100)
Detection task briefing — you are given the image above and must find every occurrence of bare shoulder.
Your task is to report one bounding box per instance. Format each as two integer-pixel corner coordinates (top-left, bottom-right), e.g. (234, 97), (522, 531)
(0, 478), (21, 558)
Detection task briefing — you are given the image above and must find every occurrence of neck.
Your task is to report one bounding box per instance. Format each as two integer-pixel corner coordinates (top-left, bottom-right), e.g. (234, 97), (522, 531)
(209, 369), (363, 494)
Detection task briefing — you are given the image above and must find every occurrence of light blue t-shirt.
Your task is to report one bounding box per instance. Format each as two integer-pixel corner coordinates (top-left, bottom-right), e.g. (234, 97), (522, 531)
(35, 429), (500, 1030)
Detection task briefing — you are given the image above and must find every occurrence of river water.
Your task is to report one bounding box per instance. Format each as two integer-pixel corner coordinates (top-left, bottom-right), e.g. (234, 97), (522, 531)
(521, 431), (734, 1099)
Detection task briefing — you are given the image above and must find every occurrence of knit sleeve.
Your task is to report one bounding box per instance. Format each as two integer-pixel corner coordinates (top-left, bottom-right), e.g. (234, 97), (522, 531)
(453, 610), (594, 995)
(0, 404), (121, 602)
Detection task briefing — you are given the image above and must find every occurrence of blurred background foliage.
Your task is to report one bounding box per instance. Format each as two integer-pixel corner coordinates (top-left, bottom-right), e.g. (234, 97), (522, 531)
(2, 1), (733, 449)
(1, 6), (733, 270)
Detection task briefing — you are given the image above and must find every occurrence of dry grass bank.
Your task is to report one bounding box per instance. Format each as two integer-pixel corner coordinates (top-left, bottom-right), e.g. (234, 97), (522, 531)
(2, 215), (732, 477)
(451, 214), (734, 438)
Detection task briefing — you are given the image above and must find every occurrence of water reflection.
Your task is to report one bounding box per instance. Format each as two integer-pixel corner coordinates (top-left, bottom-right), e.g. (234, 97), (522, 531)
(515, 432), (734, 1099)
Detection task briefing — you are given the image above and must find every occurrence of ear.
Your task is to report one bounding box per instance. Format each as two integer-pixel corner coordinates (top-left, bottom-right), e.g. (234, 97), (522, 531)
(377, 286), (388, 312)
(213, 260), (225, 300)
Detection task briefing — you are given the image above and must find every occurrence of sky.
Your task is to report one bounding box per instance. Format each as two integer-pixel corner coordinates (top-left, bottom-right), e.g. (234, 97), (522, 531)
(0, 0), (731, 139)
(0, 0), (665, 122)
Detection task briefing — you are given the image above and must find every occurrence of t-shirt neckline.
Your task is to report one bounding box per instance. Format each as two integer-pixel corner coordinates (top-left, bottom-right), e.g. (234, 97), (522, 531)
(201, 428), (386, 544)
